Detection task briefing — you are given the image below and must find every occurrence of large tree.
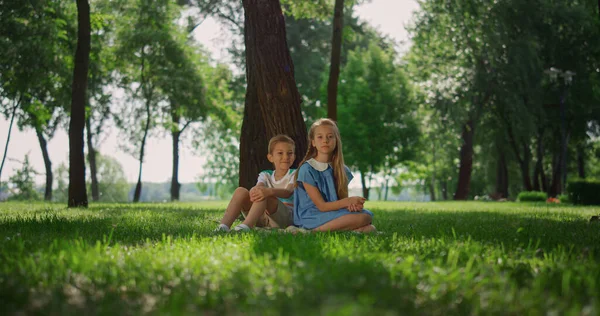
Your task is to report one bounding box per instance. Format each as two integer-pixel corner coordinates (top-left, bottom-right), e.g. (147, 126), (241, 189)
(68, 0), (91, 207)
(239, 0), (307, 189)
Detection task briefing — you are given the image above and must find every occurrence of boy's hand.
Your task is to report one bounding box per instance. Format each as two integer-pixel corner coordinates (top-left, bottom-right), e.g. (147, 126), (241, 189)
(250, 186), (269, 202)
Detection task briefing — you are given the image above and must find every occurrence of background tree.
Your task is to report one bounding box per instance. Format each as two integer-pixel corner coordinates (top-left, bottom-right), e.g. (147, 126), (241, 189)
(68, 0), (91, 207)
(337, 44), (419, 198)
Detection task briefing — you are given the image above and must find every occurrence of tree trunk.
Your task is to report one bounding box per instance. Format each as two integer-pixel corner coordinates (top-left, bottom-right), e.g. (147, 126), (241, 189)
(239, 0), (308, 189)
(86, 115), (99, 201)
(327, 0), (344, 121)
(68, 0), (90, 207)
(133, 100), (151, 203)
(384, 178), (389, 201)
(506, 125), (533, 191)
(454, 119), (474, 200)
(441, 179), (448, 200)
(360, 171), (369, 199)
(35, 128), (53, 201)
(495, 149), (508, 199)
(170, 108), (181, 201)
(549, 149), (561, 197)
(428, 180), (436, 201)
(577, 144), (585, 178)
(534, 129), (548, 193)
(0, 104), (18, 183)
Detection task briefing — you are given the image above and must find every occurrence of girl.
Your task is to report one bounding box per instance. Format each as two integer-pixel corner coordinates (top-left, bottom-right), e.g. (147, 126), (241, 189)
(293, 118), (375, 232)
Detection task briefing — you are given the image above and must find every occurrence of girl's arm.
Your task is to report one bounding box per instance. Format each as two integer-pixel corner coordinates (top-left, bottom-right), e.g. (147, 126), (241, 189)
(303, 182), (363, 212)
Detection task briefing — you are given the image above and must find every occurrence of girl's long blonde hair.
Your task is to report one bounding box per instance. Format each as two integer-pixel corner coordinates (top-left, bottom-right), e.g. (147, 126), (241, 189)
(295, 118), (348, 199)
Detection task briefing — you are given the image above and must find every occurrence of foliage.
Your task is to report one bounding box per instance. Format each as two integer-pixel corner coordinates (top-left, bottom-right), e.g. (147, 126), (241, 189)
(337, 44), (419, 194)
(517, 191), (547, 202)
(7, 155), (40, 201)
(2, 201), (600, 314)
(568, 179), (600, 205)
(54, 154), (130, 203)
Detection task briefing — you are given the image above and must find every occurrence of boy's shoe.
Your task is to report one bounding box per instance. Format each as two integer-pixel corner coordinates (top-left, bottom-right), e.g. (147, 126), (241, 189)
(214, 224), (230, 232)
(233, 224), (251, 232)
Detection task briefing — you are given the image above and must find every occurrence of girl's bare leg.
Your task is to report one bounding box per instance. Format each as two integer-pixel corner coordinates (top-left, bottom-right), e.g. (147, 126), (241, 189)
(242, 197), (278, 228)
(313, 213), (372, 232)
(353, 224), (377, 233)
(220, 187), (253, 227)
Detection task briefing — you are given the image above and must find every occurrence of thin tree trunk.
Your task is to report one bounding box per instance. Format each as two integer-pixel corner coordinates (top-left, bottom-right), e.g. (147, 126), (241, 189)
(549, 149), (561, 197)
(384, 178), (389, 201)
(239, 0), (308, 189)
(327, 0), (344, 121)
(454, 119), (475, 200)
(495, 149), (508, 199)
(441, 179), (448, 200)
(133, 100), (151, 203)
(431, 139), (436, 201)
(68, 0), (90, 207)
(170, 107), (181, 201)
(35, 128), (53, 201)
(428, 181), (436, 201)
(0, 103), (18, 183)
(537, 129), (548, 193)
(360, 171), (369, 199)
(86, 115), (99, 201)
(577, 144), (585, 178)
(506, 125), (533, 191)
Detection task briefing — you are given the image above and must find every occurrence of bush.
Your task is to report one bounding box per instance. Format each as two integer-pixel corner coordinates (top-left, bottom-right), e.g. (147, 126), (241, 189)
(517, 191), (547, 202)
(567, 179), (600, 205)
(557, 194), (570, 204)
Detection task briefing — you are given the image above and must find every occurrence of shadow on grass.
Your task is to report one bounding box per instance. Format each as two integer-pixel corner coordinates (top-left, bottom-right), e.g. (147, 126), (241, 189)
(374, 209), (600, 253)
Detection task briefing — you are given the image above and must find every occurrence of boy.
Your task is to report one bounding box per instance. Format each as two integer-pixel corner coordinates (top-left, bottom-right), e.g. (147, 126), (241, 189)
(215, 134), (296, 232)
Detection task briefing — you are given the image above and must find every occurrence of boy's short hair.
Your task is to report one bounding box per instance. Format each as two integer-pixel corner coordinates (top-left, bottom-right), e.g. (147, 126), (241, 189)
(268, 134), (295, 154)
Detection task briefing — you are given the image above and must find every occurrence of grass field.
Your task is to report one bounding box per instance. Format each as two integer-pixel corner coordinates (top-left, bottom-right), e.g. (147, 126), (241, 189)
(1, 201), (600, 315)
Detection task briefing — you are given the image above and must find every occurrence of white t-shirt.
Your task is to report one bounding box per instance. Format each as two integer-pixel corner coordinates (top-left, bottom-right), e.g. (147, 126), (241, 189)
(256, 169), (296, 206)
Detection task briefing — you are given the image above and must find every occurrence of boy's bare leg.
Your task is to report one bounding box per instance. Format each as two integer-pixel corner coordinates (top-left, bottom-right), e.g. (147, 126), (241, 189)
(220, 187), (253, 227)
(242, 197), (278, 228)
(313, 213), (372, 232)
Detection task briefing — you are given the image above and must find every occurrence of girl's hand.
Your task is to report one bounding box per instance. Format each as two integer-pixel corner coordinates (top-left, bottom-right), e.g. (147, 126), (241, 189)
(250, 186), (268, 202)
(347, 196), (366, 207)
(348, 203), (364, 212)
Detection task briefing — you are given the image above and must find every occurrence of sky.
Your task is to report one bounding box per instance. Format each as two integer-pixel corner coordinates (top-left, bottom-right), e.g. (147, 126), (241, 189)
(0, 0), (420, 185)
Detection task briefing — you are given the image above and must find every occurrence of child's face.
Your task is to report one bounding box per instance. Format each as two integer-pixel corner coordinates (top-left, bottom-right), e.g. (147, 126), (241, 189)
(312, 125), (337, 155)
(268, 142), (295, 171)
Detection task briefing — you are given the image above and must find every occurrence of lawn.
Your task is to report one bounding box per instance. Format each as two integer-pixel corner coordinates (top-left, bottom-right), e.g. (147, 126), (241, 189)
(1, 201), (600, 315)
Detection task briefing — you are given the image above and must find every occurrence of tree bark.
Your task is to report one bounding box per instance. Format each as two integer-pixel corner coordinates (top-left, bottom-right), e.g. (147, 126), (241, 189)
(577, 144), (585, 178)
(68, 0), (90, 207)
(35, 128), (53, 201)
(534, 129), (548, 193)
(454, 119), (474, 200)
(86, 115), (99, 201)
(239, 0), (308, 189)
(133, 99), (151, 203)
(495, 149), (508, 199)
(360, 171), (369, 199)
(327, 0), (344, 121)
(0, 103), (18, 183)
(170, 107), (181, 201)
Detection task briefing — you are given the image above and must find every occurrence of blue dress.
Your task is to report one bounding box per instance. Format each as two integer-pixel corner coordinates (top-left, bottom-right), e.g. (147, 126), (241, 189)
(293, 159), (374, 229)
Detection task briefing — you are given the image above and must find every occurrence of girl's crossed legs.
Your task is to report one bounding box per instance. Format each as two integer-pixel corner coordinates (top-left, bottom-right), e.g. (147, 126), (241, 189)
(313, 213), (376, 233)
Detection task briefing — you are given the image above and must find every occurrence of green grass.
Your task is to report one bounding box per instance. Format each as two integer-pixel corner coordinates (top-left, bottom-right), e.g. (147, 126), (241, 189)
(1, 201), (600, 315)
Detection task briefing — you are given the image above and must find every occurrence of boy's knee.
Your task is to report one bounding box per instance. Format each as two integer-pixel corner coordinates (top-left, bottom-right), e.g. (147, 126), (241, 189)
(233, 187), (249, 197)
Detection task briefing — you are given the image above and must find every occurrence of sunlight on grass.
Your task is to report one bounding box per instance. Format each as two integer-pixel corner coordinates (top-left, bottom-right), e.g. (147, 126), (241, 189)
(1, 201), (600, 314)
